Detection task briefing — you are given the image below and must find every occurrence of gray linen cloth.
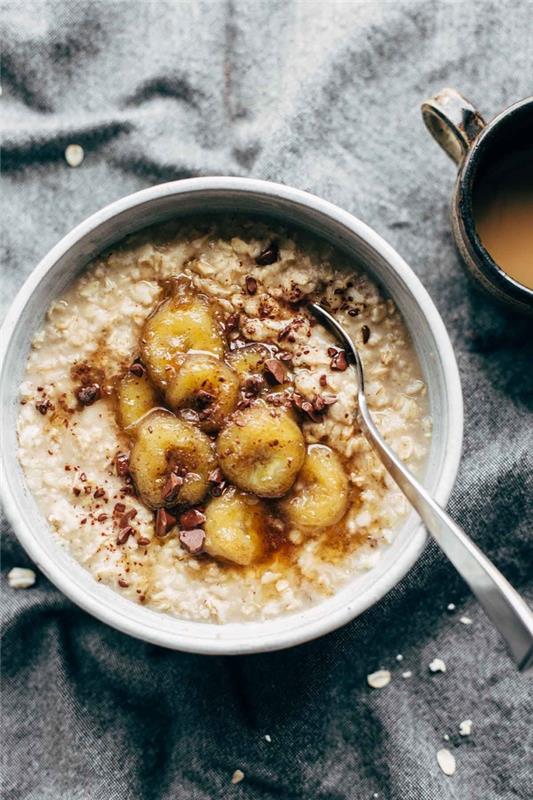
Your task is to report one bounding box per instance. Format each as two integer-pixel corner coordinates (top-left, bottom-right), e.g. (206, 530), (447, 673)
(1, 1), (532, 798)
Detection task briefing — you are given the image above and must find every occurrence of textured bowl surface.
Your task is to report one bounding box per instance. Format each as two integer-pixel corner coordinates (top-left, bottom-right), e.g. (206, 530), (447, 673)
(0, 178), (463, 654)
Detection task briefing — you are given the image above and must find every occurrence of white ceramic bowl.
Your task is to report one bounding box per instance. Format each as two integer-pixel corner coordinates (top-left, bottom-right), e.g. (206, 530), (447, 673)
(0, 177), (463, 654)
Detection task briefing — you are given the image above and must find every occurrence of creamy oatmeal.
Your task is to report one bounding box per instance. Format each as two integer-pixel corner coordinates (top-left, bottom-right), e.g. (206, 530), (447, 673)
(17, 219), (431, 623)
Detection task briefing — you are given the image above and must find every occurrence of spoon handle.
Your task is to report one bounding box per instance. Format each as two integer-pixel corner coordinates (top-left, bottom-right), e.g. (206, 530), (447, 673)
(358, 391), (533, 672)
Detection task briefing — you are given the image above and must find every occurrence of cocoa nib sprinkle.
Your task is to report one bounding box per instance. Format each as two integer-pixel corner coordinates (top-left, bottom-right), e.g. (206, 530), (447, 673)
(119, 508), (138, 527)
(93, 488), (106, 499)
(264, 358), (286, 384)
(115, 452), (130, 477)
(178, 528), (205, 555)
(116, 526), (134, 545)
(225, 313), (240, 332)
(361, 325), (371, 344)
(292, 391), (337, 422)
(196, 389), (215, 408)
(36, 399), (53, 415)
(118, 578), (130, 588)
(129, 360), (146, 378)
(328, 348), (348, 372)
(76, 383), (101, 406)
(179, 508), (206, 529)
(208, 468), (227, 497)
(255, 241), (279, 266)
(155, 508), (176, 538)
(245, 275), (258, 295)
(162, 472), (183, 501)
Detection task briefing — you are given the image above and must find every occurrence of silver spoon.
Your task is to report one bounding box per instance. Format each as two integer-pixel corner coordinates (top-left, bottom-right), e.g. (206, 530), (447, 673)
(309, 302), (533, 672)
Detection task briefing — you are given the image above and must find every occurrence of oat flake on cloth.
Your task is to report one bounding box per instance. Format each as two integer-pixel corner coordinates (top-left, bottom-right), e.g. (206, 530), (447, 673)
(1, 1), (532, 799)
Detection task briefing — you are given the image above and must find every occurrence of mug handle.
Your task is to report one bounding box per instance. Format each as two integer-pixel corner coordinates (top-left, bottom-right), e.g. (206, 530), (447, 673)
(421, 88), (486, 164)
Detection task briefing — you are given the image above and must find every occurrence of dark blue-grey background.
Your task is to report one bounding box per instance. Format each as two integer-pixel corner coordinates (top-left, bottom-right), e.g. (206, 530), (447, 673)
(1, 1), (532, 798)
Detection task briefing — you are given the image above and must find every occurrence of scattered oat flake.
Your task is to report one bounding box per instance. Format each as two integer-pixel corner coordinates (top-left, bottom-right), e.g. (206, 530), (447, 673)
(231, 769), (245, 784)
(429, 658), (446, 673)
(7, 567), (36, 589)
(264, 734), (272, 743)
(395, 654), (403, 662)
(367, 669), (391, 689)
(443, 734), (450, 741)
(447, 603), (456, 611)
(459, 719), (473, 736)
(65, 144), (84, 167)
(437, 748), (456, 776)
(460, 616), (472, 625)
(401, 670), (412, 679)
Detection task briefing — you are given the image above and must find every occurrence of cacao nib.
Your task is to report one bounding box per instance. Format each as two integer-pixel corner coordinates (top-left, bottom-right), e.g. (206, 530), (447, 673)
(179, 508), (206, 529)
(245, 275), (258, 295)
(255, 241), (279, 266)
(76, 384), (101, 406)
(178, 528), (205, 555)
(264, 358), (286, 384)
(155, 508), (176, 538)
(361, 325), (371, 344)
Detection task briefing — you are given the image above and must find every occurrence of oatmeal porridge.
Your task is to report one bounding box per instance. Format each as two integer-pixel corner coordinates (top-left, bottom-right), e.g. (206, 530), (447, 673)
(17, 219), (431, 623)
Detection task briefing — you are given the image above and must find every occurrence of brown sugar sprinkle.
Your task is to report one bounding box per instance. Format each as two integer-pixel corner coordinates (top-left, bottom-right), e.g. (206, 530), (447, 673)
(155, 508), (176, 538)
(118, 578), (130, 588)
(179, 508), (206, 529)
(245, 275), (258, 295)
(178, 528), (205, 555)
(264, 358), (286, 384)
(97, 513), (108, 522)
(93, 488), (106, 499)
(255, 241), (279, 266)
(79, 472), (87, 482)
(116, 526), (134, 545)
(119, 508), (138, 527)
(129, 361), (145, 378)
(115, 452), (130, 477)
(72, 487), (81, 497)
(162, 472), (183, 501)
(76, 384), (101, 406)
(361, 325), (371, 344)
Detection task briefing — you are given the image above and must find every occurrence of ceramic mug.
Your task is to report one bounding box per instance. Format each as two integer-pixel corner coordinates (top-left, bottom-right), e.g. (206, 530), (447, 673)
(422, 88), (533, 315)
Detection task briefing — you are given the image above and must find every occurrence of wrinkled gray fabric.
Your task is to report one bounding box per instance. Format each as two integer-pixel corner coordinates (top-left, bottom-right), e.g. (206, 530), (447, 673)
(1, 1), (532, 798)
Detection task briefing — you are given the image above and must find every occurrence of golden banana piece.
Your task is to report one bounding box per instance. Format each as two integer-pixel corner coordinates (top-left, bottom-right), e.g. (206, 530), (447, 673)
(281, 444), (349, 528)
(225, 342), (273, 383)
(141, 290), (225, 389)
(217, 402), (305, 497)
(129, 411), (217, 509)
(203, 489), (266, 566)
(117, 369), (159, 432)
(165, 354), (239, 433)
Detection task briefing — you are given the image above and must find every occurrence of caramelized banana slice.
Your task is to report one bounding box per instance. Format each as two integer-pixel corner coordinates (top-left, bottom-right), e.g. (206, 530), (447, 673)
(165, 354), (239, 433)
(281, 444), (349, 528)
(225, 343), (273, 384)
(117, 369), (159, 432)
(204, 489), (266, 566)
(217, 403), (305, 497)
(129, 411), (217, 509)
(141, 291), (224, 389)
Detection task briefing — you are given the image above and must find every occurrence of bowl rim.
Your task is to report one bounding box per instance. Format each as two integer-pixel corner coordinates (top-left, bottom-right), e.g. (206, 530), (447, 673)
(0, 176), (463, 654)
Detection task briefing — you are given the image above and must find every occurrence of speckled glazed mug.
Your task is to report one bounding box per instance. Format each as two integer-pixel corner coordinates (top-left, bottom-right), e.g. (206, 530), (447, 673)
(422, 88), (533, 315)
